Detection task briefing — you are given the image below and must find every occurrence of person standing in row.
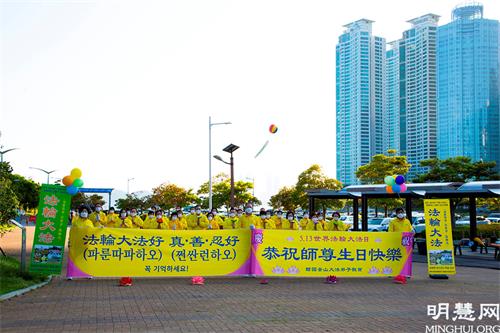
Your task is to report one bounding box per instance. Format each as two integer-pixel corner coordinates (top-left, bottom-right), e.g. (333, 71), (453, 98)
(281, 211), (299, 230)
(106, 207), (120, 227)
(206, 212), (220, 229)
(300, 212), (311, 230)
(114, 209), (133, 228)
(128, 208), (144, 228)
(272, 210), (286, 230)
(388, 208), (413, 232)
(72, 206), (94, 228)
(169, 211), (187, 230)
(187, 205), (209, 230)
(88, 203), (107, 227)
(145, 210), (169, 229)
(239, 205), (260, 229)
(259, 211), (276, 229)
(306, 213), (324, 231)
(325, 211), (345, 231)
(222, 208), (240, 229)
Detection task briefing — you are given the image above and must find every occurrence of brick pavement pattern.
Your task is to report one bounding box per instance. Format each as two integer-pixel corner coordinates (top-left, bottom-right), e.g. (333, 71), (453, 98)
(1, 228), (499, 332)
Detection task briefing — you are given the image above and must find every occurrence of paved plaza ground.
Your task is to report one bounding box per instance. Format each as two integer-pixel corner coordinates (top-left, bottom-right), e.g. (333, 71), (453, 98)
(1, 227), (499, 333)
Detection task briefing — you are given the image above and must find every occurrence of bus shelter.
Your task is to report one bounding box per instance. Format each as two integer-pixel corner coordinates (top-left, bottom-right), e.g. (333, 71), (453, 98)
(307, 181), (500, 239)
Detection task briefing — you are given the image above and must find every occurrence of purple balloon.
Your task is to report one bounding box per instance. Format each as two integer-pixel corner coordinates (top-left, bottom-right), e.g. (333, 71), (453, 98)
(395, 175), (405, 185)
(392, 184), (401, 193)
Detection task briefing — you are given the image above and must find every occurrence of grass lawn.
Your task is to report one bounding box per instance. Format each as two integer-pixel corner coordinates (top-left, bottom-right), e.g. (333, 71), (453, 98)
(0, 256), (49, 295)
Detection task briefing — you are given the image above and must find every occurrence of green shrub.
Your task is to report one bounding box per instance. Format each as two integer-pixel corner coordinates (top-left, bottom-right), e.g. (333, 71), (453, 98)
(0, 256), (48, 295)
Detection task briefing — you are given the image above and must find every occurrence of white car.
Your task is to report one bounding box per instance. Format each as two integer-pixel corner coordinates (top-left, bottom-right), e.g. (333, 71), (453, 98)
(367, 218), (386, 232)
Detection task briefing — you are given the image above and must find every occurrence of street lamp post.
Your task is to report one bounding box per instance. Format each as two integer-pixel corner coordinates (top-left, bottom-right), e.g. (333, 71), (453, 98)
(0, 147), (19, 163)
(127, 178), (135, 195)
(214, 143), (239, 208)
(208, 116), (231, 210)
(29, 167), (56, 184)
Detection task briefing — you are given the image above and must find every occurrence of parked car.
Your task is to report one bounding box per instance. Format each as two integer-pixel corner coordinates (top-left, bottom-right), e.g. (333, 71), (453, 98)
(367, 218), (385, 232)
(455, 217), (491, 226)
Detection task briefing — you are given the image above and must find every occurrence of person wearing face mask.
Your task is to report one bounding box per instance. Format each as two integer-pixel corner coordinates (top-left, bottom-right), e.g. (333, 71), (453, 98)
(236, 208), (244, 218)
(114, 209), (133, 228)
(210, 208), (223, 229)
(168, 212), (185, 230)
(145, 210), (169, 230)
(239, 205), (260, 229)
(306, 213), (324, 231)
(106, 207), (119, 227)
(388, 208), (413, 232)
(89, 203), (107, 227)
(259, 211), (276, 229)
(126, 208), (144, 229)
(176, 210), (188, 229)
(300, 212), (311, 230)
(325, 212), (345, 231)
(272, 210), (285, 229)
(282, 211), (299, 230)
(72, 206), (94, 228)
(144, 210), (158, 229)
(206, 212), (220, 230)
(222, 208), (240, 229)
(316, 212), (327, 228)
(187, 205), (209, 230)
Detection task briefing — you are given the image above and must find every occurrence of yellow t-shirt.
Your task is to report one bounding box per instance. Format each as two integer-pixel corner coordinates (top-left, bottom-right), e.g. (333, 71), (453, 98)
(306, 220), (324, 231)
(325, 219), (346, 231)
(239, 214), (260, 229)
(260, 218), (276, 229)
(281, 219), (299, 230)
(388, 218), (413, 232)
(222, 217), (241, 229)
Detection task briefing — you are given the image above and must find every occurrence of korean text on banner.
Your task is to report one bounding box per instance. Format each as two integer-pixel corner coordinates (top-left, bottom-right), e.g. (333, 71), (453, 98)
(252, 230), (413, 277)
(68, 228), (252, 277)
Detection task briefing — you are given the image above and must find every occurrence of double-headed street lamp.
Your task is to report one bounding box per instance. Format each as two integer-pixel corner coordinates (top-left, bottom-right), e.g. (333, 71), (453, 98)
(0, 147), (19, 163)
(214, 143), (239, 208)
(30, 167), (56, 184)
(209, 116), (231, 210)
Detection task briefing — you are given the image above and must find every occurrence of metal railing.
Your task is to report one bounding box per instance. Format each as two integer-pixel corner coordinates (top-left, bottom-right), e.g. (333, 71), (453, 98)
(9, 219), (26, 272)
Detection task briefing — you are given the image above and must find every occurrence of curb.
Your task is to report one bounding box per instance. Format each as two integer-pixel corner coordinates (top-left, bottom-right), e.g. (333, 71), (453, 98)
(0, 275), (53, 302)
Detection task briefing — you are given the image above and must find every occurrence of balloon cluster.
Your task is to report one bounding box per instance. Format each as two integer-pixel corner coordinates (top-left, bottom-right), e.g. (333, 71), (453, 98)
(62, 168), (83, 196)
(384, 175), (407, 193)
(269, 124), (278, 134)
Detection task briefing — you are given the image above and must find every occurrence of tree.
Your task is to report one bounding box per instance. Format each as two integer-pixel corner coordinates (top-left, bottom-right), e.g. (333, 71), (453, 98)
(9, 174), (40, 209)
(71, 193), (106, 209)
(355, 150), (411, 216)
(197, 173), (260, 210)
(414, 157), (500, 222)
(295, 165), (344, 213)
(151, 183), (200, 210)
(0, 162), (40, 210)
(269, 186), (298, 211)
(356, 150), (411, 184)
(0, 178), (19, 226)
(413, 157), (499, 183)
(116, 194), (150, 211)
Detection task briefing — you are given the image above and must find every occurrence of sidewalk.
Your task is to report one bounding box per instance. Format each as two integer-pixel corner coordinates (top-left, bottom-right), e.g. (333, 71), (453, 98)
(1, 228), (499, 333)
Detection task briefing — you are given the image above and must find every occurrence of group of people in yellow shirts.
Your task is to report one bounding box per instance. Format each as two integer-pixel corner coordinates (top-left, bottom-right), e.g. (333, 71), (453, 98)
(71, 203), (413, 233)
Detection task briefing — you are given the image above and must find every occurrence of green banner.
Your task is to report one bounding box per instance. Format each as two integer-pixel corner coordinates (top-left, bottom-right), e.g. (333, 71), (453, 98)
(30, 184), (71, 274)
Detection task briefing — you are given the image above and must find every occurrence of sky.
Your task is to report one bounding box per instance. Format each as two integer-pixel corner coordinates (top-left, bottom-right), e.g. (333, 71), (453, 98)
(1, 0), (499, 208)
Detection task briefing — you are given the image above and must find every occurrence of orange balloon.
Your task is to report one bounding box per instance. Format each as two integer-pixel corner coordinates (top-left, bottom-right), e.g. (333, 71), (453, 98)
(386, 185), (393, 193)
(62, 175), (74, 186)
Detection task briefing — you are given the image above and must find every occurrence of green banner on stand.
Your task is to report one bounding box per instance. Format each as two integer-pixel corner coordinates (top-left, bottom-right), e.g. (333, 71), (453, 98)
(30, 184), (71, 274)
